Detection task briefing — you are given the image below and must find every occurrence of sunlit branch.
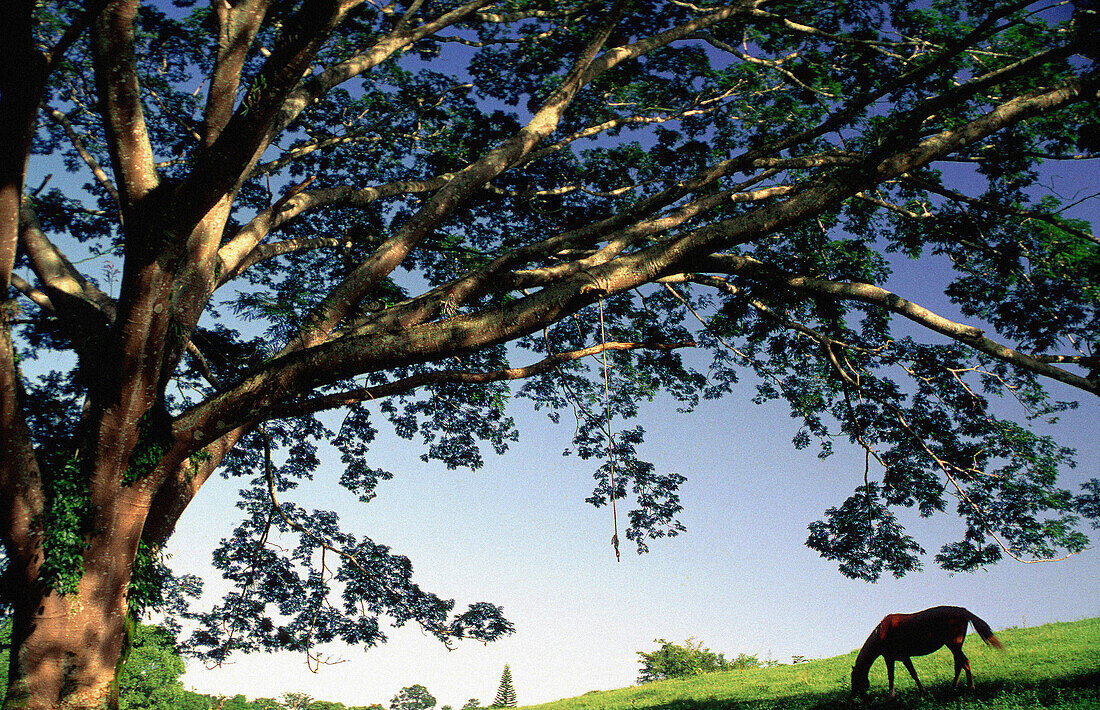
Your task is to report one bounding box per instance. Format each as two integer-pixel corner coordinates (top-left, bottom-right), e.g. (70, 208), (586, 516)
(218, 173), (453, 284)
(696, 253), (1100, 396)
(340, 175), (791, 336)
(690, 33), (842, 96)
(472, 1), (600, 23)
(680, 272), (880, 360)
(894, 38), (1085, 139)
(745, 7), (934, 58)
(855, 190), (933, 220)
(355, 74), (1097, 344)
(274, 339), (695, 419)
(91, 0), (160, 209)
(1031, 353), (1099, 367)
(521, 85), (747, 165)
(18, 200), (115, 320)
(506, 183), (795, 290)
(435, 29), (555, 47)
(250, 131), (384, 179)
(10, 273), (54, 313)
(1021, 151), (1097, 160)
(44, 106), (120, 207)
(146, 85), (203, 145)
(240, 237), (353, 275)
(688, 33), (800, 67)
(267, 0), (497, 143)
(254, 73), (472, 178)
(577, 3), (755, 86)
(485, 178), (663, 200)
(178, 29), (1100, 473)
(202, 0), (270, 146)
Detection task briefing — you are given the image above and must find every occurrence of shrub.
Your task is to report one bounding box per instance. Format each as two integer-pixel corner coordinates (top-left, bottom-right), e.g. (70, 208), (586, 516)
(636, 638), (760, 683)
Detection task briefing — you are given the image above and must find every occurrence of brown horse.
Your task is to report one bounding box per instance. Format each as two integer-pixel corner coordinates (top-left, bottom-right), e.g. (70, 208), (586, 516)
(851, 606), (1004, 698)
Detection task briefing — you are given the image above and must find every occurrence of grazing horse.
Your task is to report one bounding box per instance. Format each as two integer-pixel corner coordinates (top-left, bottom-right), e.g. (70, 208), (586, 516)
(851, 606), (1004, 698)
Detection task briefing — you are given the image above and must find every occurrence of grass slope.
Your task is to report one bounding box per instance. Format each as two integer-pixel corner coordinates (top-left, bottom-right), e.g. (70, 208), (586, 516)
(524, 618), (1100, 710)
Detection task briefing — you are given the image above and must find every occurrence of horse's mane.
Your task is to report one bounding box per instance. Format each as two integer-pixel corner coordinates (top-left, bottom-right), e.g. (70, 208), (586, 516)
(854, 620), (887, 670)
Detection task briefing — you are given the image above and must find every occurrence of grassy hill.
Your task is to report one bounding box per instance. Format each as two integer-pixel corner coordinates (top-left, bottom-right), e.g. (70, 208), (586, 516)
(523, 618), (1100, 710)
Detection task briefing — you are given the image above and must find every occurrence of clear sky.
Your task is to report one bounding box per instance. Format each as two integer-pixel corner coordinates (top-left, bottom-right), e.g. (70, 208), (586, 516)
(168, 348), (1100, 708)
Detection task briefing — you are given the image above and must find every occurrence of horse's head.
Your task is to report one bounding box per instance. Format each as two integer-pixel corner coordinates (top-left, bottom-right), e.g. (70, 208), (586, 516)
(851, 665), (870, 697)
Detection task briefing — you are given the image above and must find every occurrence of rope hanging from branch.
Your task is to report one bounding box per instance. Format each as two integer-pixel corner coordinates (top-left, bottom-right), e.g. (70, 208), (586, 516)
(599, 298), (620, 562)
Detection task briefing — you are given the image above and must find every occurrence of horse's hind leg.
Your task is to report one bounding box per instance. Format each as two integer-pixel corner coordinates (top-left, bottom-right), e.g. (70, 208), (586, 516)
(900, 657), (924, 694)
(950, 646), (973, 690)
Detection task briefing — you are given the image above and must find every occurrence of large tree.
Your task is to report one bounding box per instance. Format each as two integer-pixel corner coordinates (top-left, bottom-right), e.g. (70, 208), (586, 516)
(1, 0), (1098, 707)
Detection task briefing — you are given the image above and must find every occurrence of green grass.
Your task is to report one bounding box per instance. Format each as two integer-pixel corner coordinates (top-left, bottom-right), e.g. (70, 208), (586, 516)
(523, 618), (1100, 710)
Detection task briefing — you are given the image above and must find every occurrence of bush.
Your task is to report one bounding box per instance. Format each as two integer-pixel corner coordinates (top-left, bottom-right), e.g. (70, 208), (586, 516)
(636, 638), (760, 683)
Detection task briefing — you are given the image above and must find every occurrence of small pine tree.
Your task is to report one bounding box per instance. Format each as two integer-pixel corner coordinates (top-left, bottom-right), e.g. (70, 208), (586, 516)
(492, 665), (517, 707)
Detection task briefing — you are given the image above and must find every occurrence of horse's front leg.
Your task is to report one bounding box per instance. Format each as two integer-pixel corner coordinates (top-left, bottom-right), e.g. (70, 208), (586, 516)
(900, 657), (924, 694)
(886, 658), (896, 699)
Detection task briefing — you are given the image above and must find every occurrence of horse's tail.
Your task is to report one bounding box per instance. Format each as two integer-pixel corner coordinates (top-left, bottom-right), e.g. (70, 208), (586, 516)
(966, 609), (1005, 650)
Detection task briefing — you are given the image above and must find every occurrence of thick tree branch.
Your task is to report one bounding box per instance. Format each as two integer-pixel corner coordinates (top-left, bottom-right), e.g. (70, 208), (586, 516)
(18, 200), (116, 322)
(10, 274), (54, 313)
(0, 307), (45, 597)
(266, 0), (496, 142)
(186, 0), (496, 232)
(178, 0), (359, 229)
(246, 237), (351, 271)
(0, 1), (46, 296)
(217, 174), (454, 284)
(276, 340), (695, 419)
(202, 0), (271, 147)
(506, 183), (794, 290)
(91, 0), (159, 211)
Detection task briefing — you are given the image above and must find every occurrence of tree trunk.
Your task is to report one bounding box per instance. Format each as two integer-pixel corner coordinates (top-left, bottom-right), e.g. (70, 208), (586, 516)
(5, 591), (128, 710)
(4, 583), (130, 710)
(3, 486), (145, 710)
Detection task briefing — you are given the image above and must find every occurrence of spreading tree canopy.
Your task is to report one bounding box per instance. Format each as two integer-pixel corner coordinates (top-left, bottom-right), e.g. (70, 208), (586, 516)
(1, 0), (1098, 707)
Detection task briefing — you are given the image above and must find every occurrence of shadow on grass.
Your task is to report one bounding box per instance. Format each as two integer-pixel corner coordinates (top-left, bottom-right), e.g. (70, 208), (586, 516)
(630, 670), (1100, 710)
